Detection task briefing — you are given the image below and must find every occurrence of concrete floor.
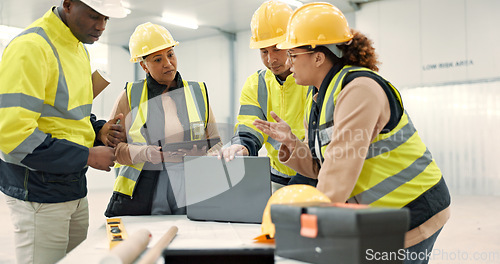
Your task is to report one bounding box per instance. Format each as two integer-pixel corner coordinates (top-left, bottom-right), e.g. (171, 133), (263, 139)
(0, 191), (499, 264)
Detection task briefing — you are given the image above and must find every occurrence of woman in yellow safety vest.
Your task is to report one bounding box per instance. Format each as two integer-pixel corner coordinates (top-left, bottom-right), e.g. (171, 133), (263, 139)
(253, 3), (450, 264)
(105, 22), (219, 216)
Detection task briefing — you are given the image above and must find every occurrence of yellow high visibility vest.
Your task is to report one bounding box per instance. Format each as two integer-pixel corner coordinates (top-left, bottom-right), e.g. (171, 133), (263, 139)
(113, 79), (208, 197)
(309, 66), (442, 208)
(0, 10), (94, 164)
(235, 69), (309, 178)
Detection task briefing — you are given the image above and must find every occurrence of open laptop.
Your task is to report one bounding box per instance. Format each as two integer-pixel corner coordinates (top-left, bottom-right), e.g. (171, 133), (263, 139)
(183, 156), (271, 223)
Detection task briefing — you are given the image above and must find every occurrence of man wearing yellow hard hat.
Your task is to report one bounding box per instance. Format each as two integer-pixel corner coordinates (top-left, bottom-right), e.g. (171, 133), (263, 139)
(104, 22), (220, 217)
(254, 3), (450, 264)
(218, 0), (314, 191)
(0, 0), (127, 263)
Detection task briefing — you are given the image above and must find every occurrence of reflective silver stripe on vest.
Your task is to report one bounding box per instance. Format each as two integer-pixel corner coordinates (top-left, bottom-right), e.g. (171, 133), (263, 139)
(0, 93), (44, 112)
(1, 128), (47, 164)
(127, 80), (207, 142)
(271, 167), (292, 179)
(322, 66), (362, 127)
(348, 148), (434, 204)
(11, 27), (91, 120)
(318, 125), (333, 147)
(128, 80), (144, 109)
(1, 27), (90, 162)
(128, 80), (145, 125)
(316, 67), (363, 161)
(365, 113), (417, 160)
(266, 136), (281, 151)
(187, 81), (206, 123)
(238, 105), (266, 121)
(235, 124), (264, 145)
(118, 165), (141, 182)
(306, 85), (314, 98)
(236, 70), (268, 145)
(305, 87), (314, 125)
(236, 71), (268, 145)
(257, 70), (268, 120)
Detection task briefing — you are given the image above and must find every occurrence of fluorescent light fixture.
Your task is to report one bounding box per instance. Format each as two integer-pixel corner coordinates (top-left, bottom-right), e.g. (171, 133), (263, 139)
(277, 0), (303, 8)
(161, 13), (198, 30)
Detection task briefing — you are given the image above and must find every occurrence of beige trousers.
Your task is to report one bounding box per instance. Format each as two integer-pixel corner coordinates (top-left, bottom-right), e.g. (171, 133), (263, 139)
(5, 196), (89, 264)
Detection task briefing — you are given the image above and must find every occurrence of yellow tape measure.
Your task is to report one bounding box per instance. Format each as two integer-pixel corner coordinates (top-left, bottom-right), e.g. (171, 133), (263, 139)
(106, 218), (129, 249)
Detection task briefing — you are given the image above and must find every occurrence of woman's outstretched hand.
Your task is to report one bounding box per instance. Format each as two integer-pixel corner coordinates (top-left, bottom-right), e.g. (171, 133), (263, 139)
(253, 111), (297, 149)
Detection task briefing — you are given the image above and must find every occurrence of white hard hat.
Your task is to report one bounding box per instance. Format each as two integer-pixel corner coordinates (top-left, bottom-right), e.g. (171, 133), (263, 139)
(80, 0), (128, 18)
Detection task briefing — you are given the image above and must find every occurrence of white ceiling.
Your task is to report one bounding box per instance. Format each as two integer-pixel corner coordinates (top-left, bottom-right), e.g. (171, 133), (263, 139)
(0, 0), (375, 49)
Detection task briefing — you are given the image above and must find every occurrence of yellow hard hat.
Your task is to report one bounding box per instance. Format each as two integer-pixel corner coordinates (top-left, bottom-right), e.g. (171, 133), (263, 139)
(254, 184), (331, 242)
(249, 0), (293, 49)
(129, 22), (179, 63)
(277, 2), (353, 50)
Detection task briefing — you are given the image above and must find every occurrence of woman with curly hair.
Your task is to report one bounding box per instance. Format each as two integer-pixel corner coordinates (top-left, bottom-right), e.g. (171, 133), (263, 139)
(254, 3), (450, 263)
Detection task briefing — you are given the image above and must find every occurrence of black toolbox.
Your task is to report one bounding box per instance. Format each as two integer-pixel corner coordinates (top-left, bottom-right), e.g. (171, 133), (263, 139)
(271, 202), (409, 264)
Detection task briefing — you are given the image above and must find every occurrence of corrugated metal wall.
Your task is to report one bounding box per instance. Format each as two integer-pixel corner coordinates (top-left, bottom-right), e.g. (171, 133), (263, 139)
(400, 80), (500, 195)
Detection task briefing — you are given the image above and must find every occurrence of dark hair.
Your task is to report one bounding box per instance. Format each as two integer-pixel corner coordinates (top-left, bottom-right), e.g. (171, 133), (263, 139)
(306, 29), (380, 72)
(338, 29), (380, 71)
